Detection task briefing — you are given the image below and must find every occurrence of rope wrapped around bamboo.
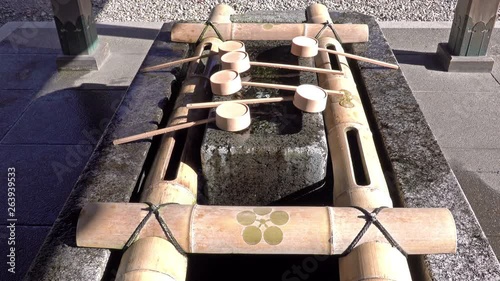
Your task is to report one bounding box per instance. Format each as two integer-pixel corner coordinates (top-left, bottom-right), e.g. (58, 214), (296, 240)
(77, 203), (457, 256)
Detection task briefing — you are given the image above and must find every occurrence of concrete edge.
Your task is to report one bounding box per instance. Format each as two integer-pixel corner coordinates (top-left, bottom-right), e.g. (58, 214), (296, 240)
(0, 22), (22, 42)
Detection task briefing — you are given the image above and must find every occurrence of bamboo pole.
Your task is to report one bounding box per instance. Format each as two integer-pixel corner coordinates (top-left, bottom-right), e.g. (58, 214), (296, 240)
(171, 22), (369, 43)
(307, 3), (413, 281)
(114, 6), (231, 280)
(77, 203), (457, 255)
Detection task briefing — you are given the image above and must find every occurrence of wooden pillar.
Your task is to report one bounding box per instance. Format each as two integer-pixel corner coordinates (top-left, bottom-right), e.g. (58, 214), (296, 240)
(438, 0), (500, 72)
(448, 0), (500, 56)
(50, 0), (109, 70)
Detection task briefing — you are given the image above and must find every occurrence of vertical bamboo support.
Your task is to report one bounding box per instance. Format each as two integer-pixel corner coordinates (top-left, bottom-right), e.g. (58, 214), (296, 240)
(115, 5), (232, 281)
(306, 4), (412, 281)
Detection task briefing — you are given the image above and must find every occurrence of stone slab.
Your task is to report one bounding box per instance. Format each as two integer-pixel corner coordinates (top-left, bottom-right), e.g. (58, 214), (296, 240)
(25, 22), (187, 281)
(0, 54), (57, 90)
(412, 91), (500, 149)
(489, 55), (500, 85)
(37, 52), (149, 94)
(0, 226), (51, 281)
(201, 39), (328, 206)
(346, 11), (500, 279)
(0, 145), (93, 225)
(0, 23), (163, 55)
(382, 28), (450, 53)
(444, 148), (500, 236)
(437, 43), (495, 73)
(0, 22), (22, 42)
(1, 89), (125, 145)
(0, 90), (36, 139)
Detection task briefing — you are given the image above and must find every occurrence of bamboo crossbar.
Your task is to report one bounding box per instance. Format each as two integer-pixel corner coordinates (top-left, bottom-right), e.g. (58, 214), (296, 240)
(171, 23), (369, 43)
(77, 203), (457, 255)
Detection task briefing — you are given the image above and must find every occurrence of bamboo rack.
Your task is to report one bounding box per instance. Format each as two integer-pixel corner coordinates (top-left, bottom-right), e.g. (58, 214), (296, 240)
(77, 203), (457, 255)
(74, 4), (458, 281)
(307, 3), (412, 281)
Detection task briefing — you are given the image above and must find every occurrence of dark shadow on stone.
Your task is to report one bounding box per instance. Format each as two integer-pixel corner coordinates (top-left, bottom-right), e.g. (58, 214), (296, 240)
(449, 159), (500, 260)
(392, 49), (445, 71)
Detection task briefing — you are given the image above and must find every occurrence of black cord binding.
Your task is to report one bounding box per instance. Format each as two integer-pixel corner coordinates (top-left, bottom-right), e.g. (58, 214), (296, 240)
(123, 202), (187, 257)
(314, 20), (343, 44)
(340, 206), (408, 257)
(196, 20), (225, 43)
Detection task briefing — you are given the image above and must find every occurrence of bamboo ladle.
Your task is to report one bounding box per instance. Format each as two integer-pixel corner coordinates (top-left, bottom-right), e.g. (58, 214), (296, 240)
(113, 102), (251, 145)
(140, 40), (246, 72)
(291, 36), (399, 69)
(220, 51), (344, 75)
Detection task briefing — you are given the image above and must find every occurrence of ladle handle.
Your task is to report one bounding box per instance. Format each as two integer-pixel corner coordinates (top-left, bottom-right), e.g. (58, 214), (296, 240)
(140, 54), (213, 72)
(241, 81), (298, 91)
(113, 118), (216, 145)
(187, 96), (294, 109)
(317, 47), (399, 69)
(241, 81), (343, 96)
(249, 61), (343, 75)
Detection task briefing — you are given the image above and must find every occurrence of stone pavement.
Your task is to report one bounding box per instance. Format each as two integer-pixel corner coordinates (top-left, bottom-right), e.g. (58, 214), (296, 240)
(0, 19), (499, 280)
(381, 21), (500, 258)
(0, 22), (163, 280)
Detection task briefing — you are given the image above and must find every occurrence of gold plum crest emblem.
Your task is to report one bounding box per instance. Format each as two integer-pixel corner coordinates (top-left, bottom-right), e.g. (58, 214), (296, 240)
(236, 207), (290, 245)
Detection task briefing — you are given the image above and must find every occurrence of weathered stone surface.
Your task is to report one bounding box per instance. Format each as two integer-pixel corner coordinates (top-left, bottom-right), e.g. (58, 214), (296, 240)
(201, 39), (328, 206)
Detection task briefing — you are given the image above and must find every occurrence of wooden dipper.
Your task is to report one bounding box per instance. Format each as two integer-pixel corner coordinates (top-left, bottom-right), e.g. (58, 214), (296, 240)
(291, 36), (399, 69)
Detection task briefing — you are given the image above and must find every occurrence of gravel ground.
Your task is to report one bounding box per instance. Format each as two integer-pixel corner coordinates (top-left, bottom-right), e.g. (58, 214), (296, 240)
(0, 0), (461, 27)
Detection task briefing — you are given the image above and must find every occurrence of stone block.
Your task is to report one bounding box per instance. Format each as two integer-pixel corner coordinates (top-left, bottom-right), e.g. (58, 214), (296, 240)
(437, 42), (495, 72)
(56, 41), (110, 71)
(201, 40), (328, 206)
